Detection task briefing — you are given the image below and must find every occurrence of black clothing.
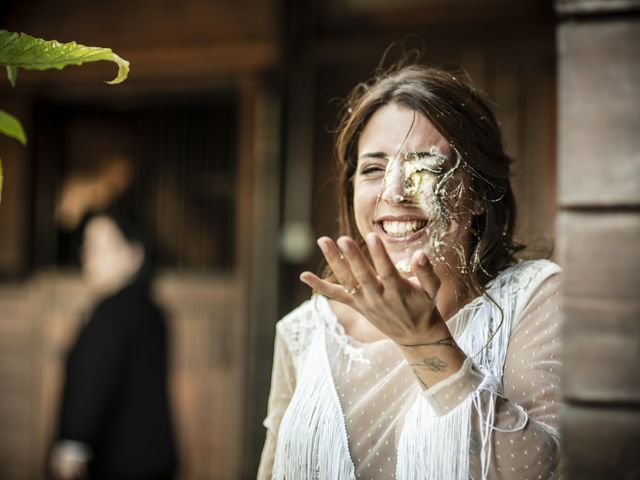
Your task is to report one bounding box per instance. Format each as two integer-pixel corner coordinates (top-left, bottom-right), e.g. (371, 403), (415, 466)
(57, 283), (177, 480)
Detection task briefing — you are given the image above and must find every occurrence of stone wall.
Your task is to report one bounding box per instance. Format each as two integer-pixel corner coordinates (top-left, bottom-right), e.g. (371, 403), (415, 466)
(556, 0), (640, 477)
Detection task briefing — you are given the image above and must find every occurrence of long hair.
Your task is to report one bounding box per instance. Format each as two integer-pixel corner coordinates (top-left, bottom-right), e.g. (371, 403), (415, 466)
(330, 63), (524, 298)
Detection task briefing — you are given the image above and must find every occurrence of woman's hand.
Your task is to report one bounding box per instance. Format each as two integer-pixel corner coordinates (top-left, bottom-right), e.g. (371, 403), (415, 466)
(300, 232), (468, 389)
(299, 232), (443, 346)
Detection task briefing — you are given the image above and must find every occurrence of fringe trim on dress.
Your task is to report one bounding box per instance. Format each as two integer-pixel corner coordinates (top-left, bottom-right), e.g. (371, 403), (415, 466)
(272, 331), (356, 480)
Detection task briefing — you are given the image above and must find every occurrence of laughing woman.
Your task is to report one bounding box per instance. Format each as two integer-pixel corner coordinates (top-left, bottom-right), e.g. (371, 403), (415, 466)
(258, 65), (561, 480)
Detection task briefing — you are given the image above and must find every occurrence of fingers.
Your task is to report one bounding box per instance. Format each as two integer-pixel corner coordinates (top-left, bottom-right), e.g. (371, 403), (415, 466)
(364, 233), (402, 283)
(317, 236), (358, 291)
(309, 235), (439, 303)
(335, 236), (381, 295)
(411, 249), (440, 299)
(300, 271), (351, 303)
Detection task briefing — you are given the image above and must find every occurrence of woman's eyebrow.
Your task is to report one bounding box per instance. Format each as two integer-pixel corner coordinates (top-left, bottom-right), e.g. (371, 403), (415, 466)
(359, 151), (446, 161)
(358, 151), (388, 160)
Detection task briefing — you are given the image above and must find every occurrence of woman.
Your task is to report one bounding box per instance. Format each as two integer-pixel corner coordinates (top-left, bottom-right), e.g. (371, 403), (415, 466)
(258, 64), (561, 480)
(50, 212), (178, 480)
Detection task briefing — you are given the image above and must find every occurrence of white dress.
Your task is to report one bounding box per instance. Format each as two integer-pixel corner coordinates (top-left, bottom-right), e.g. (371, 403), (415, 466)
(258, 259), (562, 480)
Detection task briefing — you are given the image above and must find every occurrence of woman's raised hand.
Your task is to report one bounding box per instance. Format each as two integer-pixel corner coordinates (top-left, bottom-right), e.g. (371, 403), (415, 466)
(299, 232), (444, 346)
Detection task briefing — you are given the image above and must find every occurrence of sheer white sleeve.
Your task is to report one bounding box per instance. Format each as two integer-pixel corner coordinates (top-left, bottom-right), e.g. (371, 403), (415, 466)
(257, 329), (296, 480)
(421, 272), (562, 479)
(260, 263), (561, 480)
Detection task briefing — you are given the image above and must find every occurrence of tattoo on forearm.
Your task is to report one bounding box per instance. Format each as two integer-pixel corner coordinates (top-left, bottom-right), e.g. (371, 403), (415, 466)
(401, 336), (456, 349)
(409, 356), (448, 372)
(404, 337), (453, 387)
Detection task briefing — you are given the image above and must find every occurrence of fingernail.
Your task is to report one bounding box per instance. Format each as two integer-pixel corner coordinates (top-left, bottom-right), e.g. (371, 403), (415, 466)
(417, 251), (427, 266)
(317, 238), (329, 251)
(337, 237), (352, 252)
(367, 233), (377, 247)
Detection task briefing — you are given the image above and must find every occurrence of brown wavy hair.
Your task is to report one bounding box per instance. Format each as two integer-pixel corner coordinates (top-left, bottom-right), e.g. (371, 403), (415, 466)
(329, 64), (525, 298)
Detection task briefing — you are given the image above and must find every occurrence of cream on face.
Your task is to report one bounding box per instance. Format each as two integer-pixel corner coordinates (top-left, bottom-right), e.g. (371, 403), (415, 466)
(402, 147), (447, 207)
(377, 142), (466, 273)
(354, 104), (473, 276)
(373, 147), (447, 272)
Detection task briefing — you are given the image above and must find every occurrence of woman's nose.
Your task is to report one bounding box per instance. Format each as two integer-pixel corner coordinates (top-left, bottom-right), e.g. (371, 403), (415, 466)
(380, 163), (409, 204)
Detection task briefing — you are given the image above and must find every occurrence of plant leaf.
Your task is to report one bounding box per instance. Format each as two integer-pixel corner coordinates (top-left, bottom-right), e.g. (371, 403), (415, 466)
(0, 109), (27, 145)
(0, 30), (129, 85)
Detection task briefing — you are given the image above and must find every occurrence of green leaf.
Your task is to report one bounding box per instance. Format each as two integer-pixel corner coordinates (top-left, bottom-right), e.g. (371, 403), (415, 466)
(0, 30), (129, 85)
(0, 109), (27, 145)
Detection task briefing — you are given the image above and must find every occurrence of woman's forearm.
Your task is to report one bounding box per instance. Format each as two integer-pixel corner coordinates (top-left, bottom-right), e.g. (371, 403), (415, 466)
(398, 319), (467, 389)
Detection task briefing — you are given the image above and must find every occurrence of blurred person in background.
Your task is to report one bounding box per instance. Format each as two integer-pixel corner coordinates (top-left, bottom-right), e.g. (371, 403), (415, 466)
(49, 211), (178, 480)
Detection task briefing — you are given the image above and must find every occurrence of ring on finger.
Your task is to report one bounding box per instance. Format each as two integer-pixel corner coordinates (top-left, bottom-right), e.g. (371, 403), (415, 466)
(345, 283), (361, 295)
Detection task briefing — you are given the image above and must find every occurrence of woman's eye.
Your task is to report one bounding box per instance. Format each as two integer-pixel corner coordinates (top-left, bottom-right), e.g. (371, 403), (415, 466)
(360, 165), (385, 175)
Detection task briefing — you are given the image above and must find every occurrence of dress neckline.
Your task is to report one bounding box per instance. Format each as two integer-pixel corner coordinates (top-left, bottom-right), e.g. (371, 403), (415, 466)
(314, 295), (392, 347)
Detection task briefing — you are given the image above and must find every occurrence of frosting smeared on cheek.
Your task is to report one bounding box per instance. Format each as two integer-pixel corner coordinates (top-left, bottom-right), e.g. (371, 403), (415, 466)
(363, 109), (473, 279)
(402, 145), (447, 210)
(423, 148), (467, 267)
(377, 145), (469, 275)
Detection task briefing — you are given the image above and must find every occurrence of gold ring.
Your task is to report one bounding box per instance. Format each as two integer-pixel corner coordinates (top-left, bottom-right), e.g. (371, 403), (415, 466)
(345, 284), (361, 295)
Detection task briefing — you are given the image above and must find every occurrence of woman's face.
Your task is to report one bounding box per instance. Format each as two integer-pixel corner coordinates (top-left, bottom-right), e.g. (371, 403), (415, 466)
(81, 216), (143, 294)
(353, 103), (473, 276)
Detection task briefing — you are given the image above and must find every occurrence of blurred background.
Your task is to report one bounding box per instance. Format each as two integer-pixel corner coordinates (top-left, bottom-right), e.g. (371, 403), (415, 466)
(0, 0), (638, 479)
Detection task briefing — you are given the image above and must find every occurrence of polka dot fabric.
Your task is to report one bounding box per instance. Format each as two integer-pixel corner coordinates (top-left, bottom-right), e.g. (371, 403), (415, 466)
(258, 260), (562, 480)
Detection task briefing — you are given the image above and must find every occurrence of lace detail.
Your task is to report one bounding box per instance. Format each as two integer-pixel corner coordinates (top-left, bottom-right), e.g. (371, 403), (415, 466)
(277, 300), (321, 371)
(450, 260), (560, 360)
(260, 259), (563, 480)
(485, 259), (559, 325)
(313, 295), (372, 370)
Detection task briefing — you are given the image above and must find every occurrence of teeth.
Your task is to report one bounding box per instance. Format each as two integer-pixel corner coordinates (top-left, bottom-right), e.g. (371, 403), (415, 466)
(382, 220), (427, 237)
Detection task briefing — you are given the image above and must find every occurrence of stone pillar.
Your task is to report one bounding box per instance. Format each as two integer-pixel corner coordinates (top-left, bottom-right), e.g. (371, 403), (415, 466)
(556, 1), (640, 478)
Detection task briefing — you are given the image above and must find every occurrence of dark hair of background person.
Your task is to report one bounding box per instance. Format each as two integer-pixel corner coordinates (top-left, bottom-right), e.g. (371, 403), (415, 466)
(327, 61), (526, 299)
(79, 206), (158, 290)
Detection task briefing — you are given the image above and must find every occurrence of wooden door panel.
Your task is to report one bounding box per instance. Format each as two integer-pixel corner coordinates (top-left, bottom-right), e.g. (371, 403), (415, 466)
(16, 272), (246, 480)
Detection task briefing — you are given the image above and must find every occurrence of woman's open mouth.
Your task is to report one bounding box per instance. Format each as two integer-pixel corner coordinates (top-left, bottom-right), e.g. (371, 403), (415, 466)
(376, 217), (429, 242)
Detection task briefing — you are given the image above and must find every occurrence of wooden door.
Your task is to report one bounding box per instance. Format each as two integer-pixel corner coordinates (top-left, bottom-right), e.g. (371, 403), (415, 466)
(28, 271), (247, 480)
(0, 76), (280, 480)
